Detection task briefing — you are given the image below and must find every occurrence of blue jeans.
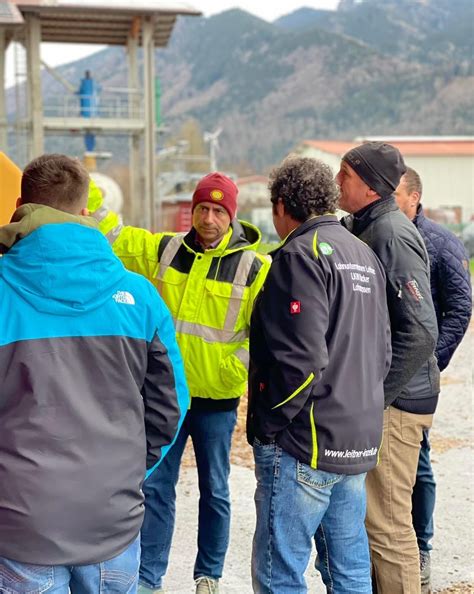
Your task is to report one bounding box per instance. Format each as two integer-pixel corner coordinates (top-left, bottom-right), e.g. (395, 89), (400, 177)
(0, 536), (140, 593)
(252, 440), (371, 594)
(412, 428), (436, 552)
(139, 407), (237, 589)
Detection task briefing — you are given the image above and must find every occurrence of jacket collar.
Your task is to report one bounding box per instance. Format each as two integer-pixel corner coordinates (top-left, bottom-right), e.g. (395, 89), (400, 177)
(182, 218), (261, 255)
(0, 203), (98, 253)
(186, 226), (231, 254)
(413, 203), (425, 227)
(272, 214), (339, 255)
(343, 195), (397, 236)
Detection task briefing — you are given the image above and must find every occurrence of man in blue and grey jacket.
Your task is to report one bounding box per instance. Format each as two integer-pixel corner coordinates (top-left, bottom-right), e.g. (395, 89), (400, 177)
(0, 154), (189, 594)
(395, 166), (472, 591)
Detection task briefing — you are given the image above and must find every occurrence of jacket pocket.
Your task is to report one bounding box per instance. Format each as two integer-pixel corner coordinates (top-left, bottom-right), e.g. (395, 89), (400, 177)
(157, 275), (186, 319)
(403, 356), (440, 400)
(428, 355), (440, 395)
(204, 279), (248, 331)
(219, 350), (248, 390)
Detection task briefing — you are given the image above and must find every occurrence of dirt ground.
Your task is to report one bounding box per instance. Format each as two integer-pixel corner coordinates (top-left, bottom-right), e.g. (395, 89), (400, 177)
(435, 586), (473, 594)
(171, 322), (473, 593)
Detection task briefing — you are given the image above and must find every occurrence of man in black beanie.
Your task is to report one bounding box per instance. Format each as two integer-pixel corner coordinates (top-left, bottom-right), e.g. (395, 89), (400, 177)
(342, 141), (406, 202)
(335, 142), (440, 594)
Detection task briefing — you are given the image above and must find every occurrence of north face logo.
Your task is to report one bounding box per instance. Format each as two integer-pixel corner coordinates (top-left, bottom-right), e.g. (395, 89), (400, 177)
(112, 291), (136, 305)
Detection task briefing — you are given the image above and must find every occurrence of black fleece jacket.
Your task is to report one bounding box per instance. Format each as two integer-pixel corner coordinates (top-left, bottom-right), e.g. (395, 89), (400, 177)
(343, 196), (440, 414)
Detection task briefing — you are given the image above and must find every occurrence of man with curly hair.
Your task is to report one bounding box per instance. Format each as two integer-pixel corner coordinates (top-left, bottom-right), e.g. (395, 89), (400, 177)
(247, 156), (392, 593)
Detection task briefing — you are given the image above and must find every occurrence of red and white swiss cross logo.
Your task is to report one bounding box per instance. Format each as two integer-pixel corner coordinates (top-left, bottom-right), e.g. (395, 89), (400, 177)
(290, 301), (301, 314)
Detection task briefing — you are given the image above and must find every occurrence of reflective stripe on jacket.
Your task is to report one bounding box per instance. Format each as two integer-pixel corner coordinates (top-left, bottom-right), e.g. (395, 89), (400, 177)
(247, 215), (391, 474)
(89, 184), (270, 401)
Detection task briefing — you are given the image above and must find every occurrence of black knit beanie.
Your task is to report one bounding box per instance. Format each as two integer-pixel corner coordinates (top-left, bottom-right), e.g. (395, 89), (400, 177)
(343, 142), (407, 198)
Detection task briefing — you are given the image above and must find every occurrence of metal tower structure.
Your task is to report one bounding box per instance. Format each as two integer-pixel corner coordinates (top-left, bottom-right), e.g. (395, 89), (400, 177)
(0, 0), (200, 229)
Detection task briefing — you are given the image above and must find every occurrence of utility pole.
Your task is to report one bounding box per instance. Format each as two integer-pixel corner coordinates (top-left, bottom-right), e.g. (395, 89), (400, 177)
(204, 127), (222, 172)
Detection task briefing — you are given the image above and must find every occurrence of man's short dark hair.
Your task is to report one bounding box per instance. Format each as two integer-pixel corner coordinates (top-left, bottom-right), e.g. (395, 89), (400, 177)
(269, 156), (339, 221)
(404, 166), (423, 199)
(21, 154), (90, 212)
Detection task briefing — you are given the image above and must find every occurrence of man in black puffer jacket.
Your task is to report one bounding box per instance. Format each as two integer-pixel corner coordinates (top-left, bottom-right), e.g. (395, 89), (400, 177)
(395, 166), (472, 591)
(337, 142), (440, 594)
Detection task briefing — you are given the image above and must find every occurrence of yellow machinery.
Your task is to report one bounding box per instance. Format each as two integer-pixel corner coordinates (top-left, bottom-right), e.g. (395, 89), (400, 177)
(0, 152), (21, 225)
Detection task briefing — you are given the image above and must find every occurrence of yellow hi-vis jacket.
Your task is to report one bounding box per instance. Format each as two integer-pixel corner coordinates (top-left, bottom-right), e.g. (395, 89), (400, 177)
(88, 185), (270, 402)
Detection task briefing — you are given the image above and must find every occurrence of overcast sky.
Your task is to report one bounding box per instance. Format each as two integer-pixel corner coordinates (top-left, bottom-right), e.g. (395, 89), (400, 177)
(5, 0), (339, 87)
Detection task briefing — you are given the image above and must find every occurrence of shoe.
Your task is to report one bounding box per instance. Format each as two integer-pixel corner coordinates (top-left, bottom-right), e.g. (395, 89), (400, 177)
(137, 585), (165, 594)
(420, 549), (431, 587)
(195, 576), (219, 594)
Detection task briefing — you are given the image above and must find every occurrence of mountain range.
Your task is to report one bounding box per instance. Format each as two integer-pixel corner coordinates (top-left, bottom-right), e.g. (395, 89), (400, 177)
(8, 0), (474, 171)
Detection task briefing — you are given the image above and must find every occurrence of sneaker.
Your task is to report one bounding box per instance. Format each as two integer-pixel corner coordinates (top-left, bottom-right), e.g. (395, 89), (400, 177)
(195, 576), (219, 594)
(137, 585), (165, 594)
(420, 549), (431, 587)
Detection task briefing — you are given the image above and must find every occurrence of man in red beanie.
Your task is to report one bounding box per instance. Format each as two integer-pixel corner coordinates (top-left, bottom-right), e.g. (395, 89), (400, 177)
(190, 173), (238, 248)
(88, 172), (270, 594)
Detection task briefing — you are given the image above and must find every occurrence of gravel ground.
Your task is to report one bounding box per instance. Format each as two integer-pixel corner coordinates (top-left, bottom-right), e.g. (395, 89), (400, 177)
(160, 322), (473, 593)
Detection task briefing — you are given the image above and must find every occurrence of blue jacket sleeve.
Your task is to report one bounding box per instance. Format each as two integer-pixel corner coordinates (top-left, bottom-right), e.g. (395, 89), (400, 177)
(143, 290), (189, 478)
(435, 237), (472, 371)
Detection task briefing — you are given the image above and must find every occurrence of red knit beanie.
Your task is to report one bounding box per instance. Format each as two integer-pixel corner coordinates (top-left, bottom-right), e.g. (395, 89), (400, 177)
(192, 172), (238, 219)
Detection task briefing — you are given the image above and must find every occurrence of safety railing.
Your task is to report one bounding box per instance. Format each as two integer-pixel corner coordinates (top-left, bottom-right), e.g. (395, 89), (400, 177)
(43, 92), (144, 120)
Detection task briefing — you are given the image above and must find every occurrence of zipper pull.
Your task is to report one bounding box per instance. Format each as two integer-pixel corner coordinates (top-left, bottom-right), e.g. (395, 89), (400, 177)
(397, 284), (402, 299)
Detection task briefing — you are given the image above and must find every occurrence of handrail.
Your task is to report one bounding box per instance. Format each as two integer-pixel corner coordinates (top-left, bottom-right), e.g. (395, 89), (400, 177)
(43, 93), (144, 119)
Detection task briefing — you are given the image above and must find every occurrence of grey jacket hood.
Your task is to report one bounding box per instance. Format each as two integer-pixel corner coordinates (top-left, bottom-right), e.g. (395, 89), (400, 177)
(0, 204), (127, 316)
